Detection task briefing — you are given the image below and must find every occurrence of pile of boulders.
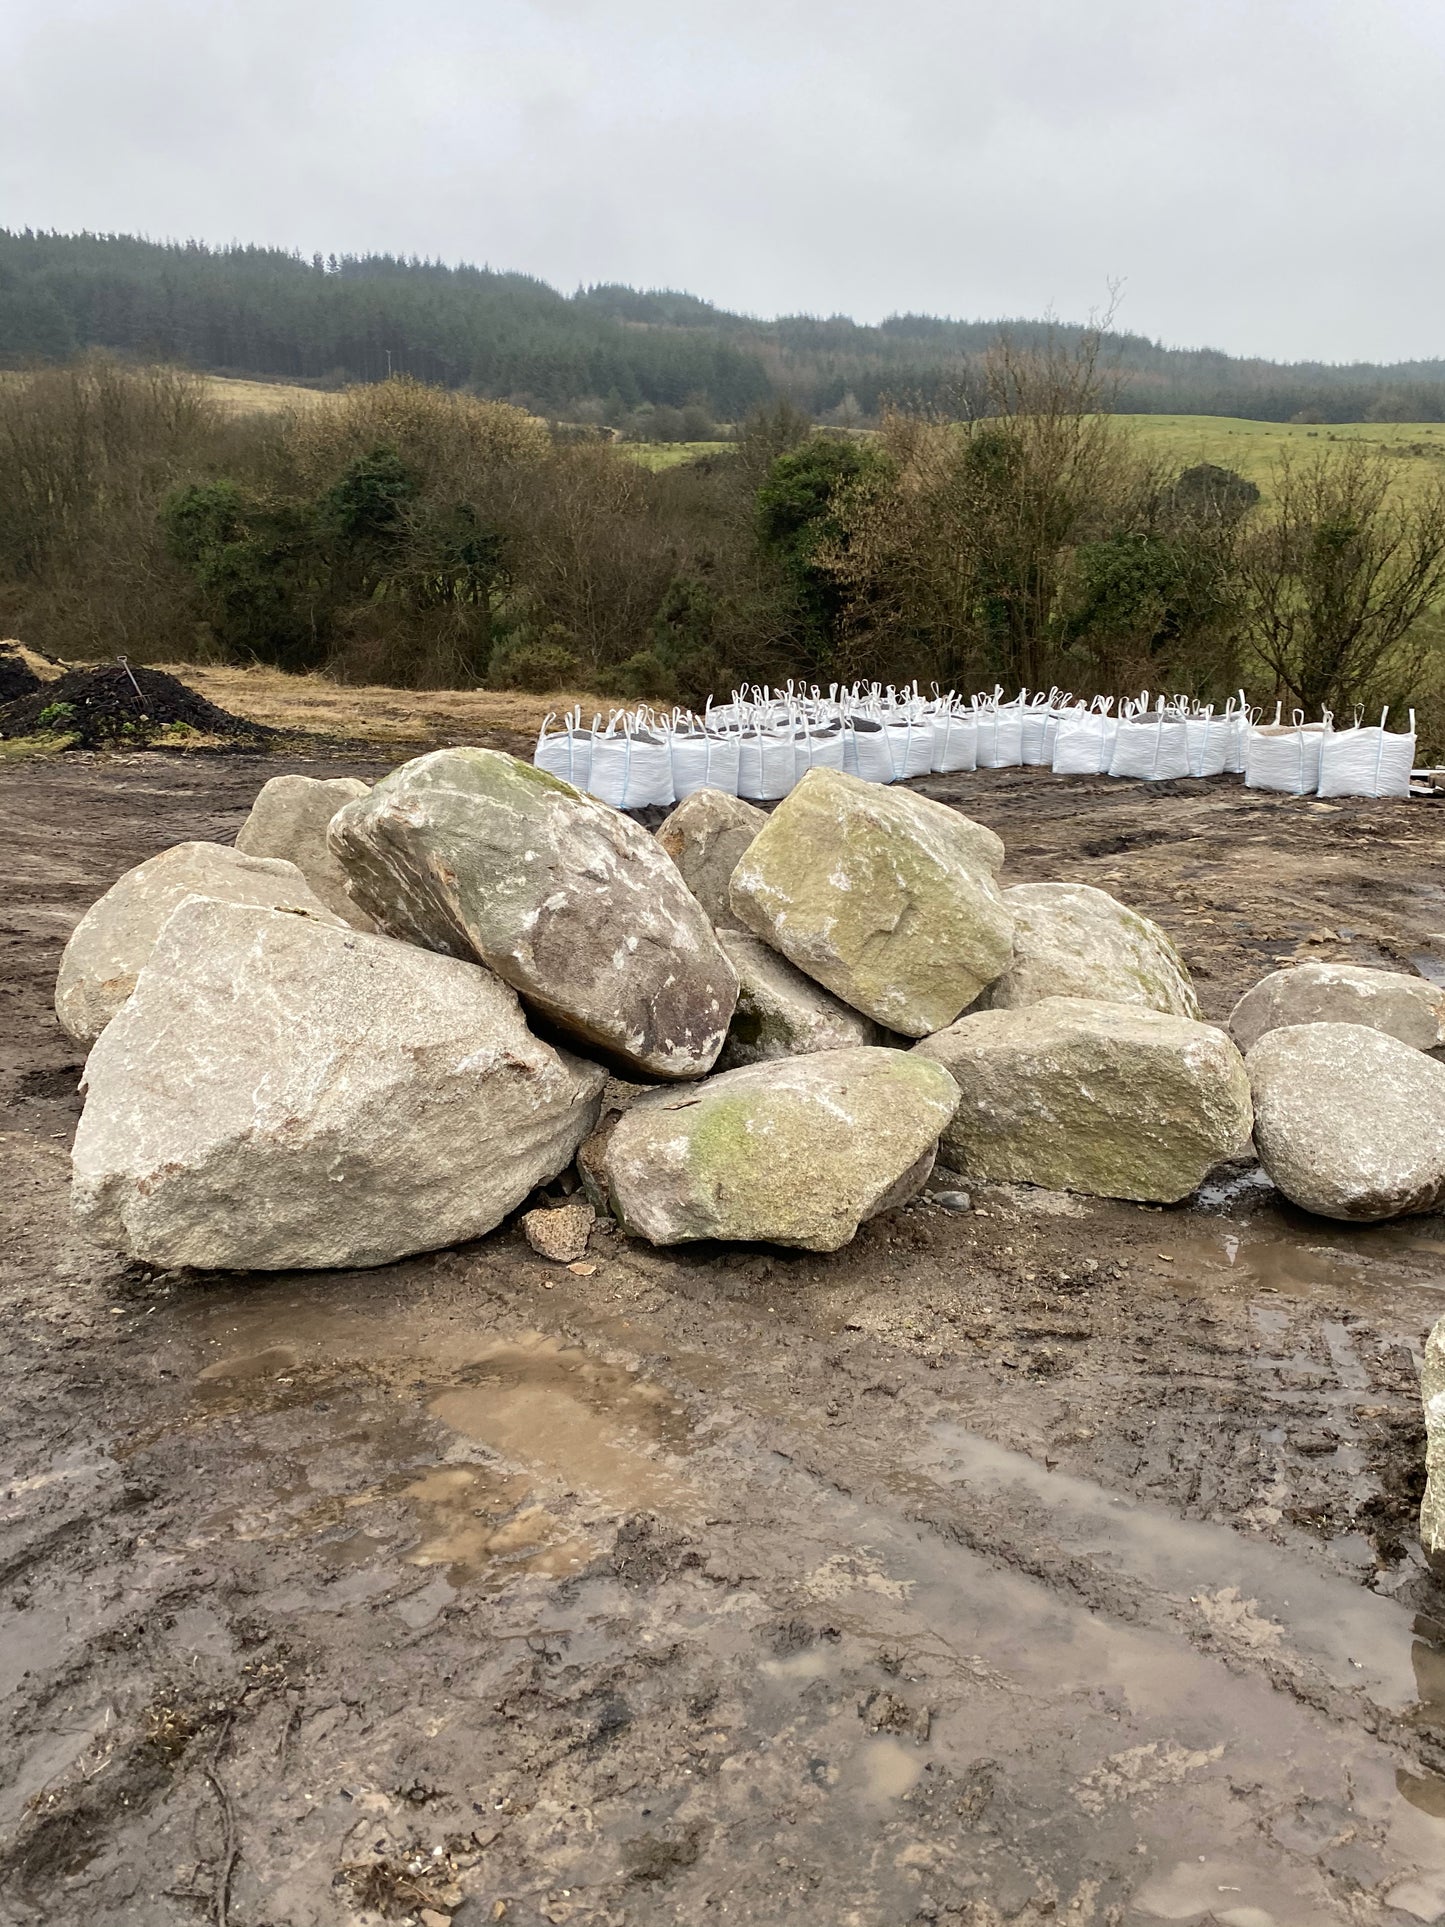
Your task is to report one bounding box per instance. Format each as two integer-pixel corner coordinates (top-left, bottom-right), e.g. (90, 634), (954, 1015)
(57, 749), (1445, 1274)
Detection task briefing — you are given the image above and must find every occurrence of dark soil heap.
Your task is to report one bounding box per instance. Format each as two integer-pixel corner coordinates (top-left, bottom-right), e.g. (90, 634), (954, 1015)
(0, 645), (44, 705)
(0, 661), (270, 749)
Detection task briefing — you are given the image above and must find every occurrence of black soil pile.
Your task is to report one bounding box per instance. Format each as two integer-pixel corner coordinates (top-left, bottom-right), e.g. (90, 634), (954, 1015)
(0, 661), (270, 749)
(0, 645), (44, 705)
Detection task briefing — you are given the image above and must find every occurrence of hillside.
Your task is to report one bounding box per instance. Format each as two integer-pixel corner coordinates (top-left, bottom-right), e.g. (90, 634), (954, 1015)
(3, 230), (1444, 426)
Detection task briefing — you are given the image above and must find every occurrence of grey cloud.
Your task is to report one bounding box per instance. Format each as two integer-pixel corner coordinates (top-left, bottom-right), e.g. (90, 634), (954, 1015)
(1, 0), (1441, 361)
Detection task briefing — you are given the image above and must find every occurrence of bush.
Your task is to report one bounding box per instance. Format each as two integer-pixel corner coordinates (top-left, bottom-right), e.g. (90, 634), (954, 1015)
(486, 629), (580, 692)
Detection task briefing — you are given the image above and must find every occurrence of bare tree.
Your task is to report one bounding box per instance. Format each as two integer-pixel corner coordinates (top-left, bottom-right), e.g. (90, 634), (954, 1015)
(1240, 443), (1445, 714)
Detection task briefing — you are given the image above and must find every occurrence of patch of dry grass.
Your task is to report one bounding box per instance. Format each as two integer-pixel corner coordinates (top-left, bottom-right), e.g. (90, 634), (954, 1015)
(166, 662), (609, 745)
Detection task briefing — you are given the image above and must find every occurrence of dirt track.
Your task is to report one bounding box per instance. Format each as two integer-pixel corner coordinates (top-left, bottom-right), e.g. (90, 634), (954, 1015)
(5, 747), (1445, 1926)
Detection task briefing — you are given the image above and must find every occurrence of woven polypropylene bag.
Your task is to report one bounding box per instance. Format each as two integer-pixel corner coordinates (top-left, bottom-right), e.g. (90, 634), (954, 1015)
(844, 717), (896, 783)
(534, 714), (593, 790)
(586, 725), (676, 810)
(930, 708), (978, 772)
(670, 726), (741, 799)
(1316, 712), (1415, 799)
(1050, 710), (1111, 776)
(1186, 712), (1233, 778)
(738, 729), (797, 800)
(975, 705), (1024, 768)
(1019, 700), (1056, 766)
(1244, 723), (1326, 795)
(884, 716), (933, 779)
(1108, 711), (1193, 781)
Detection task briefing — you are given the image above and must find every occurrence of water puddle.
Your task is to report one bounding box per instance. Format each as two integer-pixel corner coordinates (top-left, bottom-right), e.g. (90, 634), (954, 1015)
(169, 1302), (696, 1587)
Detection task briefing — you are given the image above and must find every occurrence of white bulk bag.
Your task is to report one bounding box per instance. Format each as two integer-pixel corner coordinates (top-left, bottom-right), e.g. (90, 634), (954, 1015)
(1018, 694), (1056, 766)
(1315, 709), (1416, 800)
(1108, 707), (1193, 781)
(1050, 708), (1112, 776)
(585, 719), (676, 811)
(738, 728), (797, 801)
(975, 700), (1024, 768)
(1185, 708), (1232, 778)
(844, 716), (896, 783)
(884, 714), (933, 780)
(670, 724), (741, 800)
(1244, 711), (1327, 795)
(534, 710), (593, 790)
(930, 707), (978, 772)
(795, 721), (848, 780)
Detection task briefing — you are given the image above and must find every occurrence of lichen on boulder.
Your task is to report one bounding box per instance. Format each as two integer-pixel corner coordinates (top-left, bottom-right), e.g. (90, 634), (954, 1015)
(603, 1045), (960, 1250)
(914, 996), (1252, 1203)
(329, 747), (738, 1079)
(728, 766), (1013, 1037)
(980, 881), (1199, 1018)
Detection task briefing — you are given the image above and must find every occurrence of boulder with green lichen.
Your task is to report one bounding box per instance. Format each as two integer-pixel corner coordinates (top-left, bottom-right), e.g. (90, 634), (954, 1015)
(603, 1045), (960, 1249)
(914, 997), (1251, 1203)
(329, 747), (737, 1079)
(728, 767), (1013, 1037)
(978, 881), (1200, 1018)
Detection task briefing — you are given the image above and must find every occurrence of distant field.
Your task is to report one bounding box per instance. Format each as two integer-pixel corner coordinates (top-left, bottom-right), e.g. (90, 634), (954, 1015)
(1121, 414), (1445, 501)
(197, 375), (331, 414)
(15, 372), (1443, 498)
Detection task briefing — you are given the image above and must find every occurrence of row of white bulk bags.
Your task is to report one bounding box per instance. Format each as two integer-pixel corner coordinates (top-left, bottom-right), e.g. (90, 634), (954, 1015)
(1315, 709), (1416, 799)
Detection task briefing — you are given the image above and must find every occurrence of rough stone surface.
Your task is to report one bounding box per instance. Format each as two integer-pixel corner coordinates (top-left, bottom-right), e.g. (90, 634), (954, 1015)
(914, 997), (1252, 1204)
(728, 767), (1012, 1037)
(55, 840), (343, 1048)
(603, 1045), (960, 1251)
(1230, 962), (1445, 1055)
(716, 929), (883, 1070)
(72, 899), (605, 1271)
(981, 881), (1200, 1019)
(1246, 1022), (1445, 1222)
(522, 1200), (596, 1263)
(655, 789), (767, 928)
(1421, 1316), (1445, 1564)
(330, 748), (738, 1080)
(234, 773), (376, 928)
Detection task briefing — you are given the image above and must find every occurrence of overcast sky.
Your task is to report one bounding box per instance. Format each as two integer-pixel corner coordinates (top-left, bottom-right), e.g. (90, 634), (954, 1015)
(2, 0), (1442, 365)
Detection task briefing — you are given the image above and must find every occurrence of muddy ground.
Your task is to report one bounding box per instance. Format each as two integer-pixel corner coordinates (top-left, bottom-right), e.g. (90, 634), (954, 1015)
(5, 746), (1445, 1927)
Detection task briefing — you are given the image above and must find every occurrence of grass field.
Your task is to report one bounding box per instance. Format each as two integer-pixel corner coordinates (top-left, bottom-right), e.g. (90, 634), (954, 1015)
(124, 379), (1445, 500)
(1120, 414), (1445, 502)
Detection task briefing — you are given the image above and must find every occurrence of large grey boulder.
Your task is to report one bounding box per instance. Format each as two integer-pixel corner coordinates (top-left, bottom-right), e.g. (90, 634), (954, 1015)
(72, 899), (604, 1271)
(1230, 962), (1445, 1055)
(728, 767), (1012, 1037)
(1420, 1317), (1445, 1565)
(1246, 1022), (1445, 1221)
(980, 881), (1200, 1019)
(54, 840), (343, 1048)
(234, 773), (376, 928)
(716, 929), (883, 1070)
(603, 1046), (960, 1250)
(915, 997), (1252, 1203)
(329, 748), (737, 1080)
(656, 789), (767, 928)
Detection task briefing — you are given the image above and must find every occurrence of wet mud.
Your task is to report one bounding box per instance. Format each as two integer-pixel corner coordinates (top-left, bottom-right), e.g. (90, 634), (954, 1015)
(4, 750), (1445, 1924)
